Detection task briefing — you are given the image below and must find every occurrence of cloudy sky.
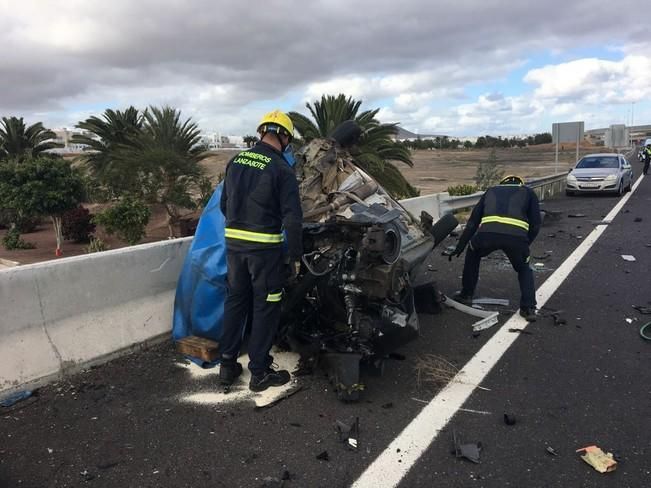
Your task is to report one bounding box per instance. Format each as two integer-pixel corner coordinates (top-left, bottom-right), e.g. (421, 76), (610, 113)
(1, 0), (649, 136)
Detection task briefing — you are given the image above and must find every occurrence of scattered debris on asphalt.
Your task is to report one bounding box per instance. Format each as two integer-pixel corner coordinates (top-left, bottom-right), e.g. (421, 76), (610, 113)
(316, 450), (330, 461)
(590, 219), (612, 225)
(568, 213), (586, 218)
(532, 252), (552, 260)
(79, 470), (95, 481)
(444, 295), (499, 332)
(508, 328), (533, 335)
(503, 413), (517, 425)
(632, 305), (651, 315)
(540, 209), (562, 222)
(0, 390), (34, 408)
(335, 417), (360, 450)
(534, 262), (546, 268)
(626, 318), (634, 324)
(634, 217), (643, 222)
(381, 402), (394, 409)
(458, 408), (492, 415)
(411, 397), (429, 404)
(453, 431), (482, 464)
(254, 385), (306, 411)
(621, 255), (636, 262)
(415, 354), (458, 388)
(576, 445), (618, 473)
(472, 297), (510, 307)
(546, 446), (558, 456)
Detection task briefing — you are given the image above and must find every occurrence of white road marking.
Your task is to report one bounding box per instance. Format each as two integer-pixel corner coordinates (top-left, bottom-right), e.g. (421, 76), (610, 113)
(352, 176), (644, 488)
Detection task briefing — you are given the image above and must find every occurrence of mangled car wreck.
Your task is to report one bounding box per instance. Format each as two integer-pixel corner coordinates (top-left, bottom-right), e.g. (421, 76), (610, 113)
(278, 122), (458, 401)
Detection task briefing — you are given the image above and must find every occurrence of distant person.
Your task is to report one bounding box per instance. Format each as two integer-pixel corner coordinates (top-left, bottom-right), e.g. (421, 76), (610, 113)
(643, 143), (651, 176)
(218, 110), (303, 391)
(447, 175), (541, 321)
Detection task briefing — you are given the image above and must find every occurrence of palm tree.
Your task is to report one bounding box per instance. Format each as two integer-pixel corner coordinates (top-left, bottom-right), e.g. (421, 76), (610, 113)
(73, 107), (143, 197)
(113, 106), (209, 236)
(288, 95), (418, 198)
(0, 117), (61, 160)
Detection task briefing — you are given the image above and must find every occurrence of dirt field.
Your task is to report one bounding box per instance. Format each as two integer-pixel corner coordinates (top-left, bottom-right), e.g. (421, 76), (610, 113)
(197, 144), (600, 195)
(0, 144), (601, 266)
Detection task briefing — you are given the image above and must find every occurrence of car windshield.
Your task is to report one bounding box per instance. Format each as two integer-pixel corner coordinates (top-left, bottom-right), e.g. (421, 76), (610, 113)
(576, 156), (619, 169)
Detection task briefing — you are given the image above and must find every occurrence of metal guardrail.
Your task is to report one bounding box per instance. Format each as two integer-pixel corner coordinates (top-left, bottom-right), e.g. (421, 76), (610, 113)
(439, 173), (568, 214)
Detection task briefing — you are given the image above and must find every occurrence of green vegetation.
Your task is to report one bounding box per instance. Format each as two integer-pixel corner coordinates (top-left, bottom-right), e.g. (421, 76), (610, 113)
(401, 132), (553, 150)
(85, 237), (109, 253)
(474, 150), (504, 190)
(0, 117), (62, 160)
(93, 197), (151, 245)
(2, 228), (35, 250)
(0, 157), (85, 253)
(289, 94), (418, 199)
(75, 106), (210, 236)
(447, 184), (479, 196)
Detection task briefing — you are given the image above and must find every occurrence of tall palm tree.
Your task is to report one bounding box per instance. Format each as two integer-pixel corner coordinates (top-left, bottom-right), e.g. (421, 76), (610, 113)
(0, 117), (61, 160)
(113, 106), (209, 236)
(73, 107), (143, 197)
(289, 95), (418, 198)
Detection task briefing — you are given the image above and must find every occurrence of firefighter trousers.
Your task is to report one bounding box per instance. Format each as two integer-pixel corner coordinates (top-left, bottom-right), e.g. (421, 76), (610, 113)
(461, 232), (536, 309)
(220, 246), (285, 377)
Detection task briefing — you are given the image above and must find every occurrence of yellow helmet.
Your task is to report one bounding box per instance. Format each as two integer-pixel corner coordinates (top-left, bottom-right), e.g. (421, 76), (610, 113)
(500, 175), (525, 185)
(257, 110), (294, 139)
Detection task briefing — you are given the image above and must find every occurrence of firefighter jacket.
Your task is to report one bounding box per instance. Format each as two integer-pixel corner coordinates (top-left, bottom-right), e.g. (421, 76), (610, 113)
(457, 184), (541, 250)
(220, 142), (303, 259)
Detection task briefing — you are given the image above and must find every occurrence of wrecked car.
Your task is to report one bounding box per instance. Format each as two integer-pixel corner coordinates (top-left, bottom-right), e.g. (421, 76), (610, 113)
(277, 122), (458, 401)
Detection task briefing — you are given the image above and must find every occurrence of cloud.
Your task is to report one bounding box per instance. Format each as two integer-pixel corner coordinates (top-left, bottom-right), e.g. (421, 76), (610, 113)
(524, 55), (651, 104)
(0, 0), (649, 134)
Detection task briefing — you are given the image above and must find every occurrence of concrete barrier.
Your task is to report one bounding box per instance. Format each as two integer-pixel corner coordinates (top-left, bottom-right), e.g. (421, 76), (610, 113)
(0, 238), (192, 397)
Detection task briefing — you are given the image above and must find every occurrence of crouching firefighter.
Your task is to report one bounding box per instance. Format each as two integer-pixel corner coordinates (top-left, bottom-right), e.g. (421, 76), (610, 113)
(218, 110), (303, 391)
(447, 175), (541, 321)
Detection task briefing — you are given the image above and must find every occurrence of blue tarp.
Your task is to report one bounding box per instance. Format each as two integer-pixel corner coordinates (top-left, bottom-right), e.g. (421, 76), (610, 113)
(172, 150), (296, 364)
(172, 184), (227, 345)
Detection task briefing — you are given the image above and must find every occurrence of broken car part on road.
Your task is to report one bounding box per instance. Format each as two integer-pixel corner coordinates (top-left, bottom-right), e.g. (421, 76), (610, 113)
(442, 295), (499, 332)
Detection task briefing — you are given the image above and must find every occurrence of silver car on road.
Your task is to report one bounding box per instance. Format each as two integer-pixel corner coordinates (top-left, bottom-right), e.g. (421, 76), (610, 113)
(566, 153), (633, 196)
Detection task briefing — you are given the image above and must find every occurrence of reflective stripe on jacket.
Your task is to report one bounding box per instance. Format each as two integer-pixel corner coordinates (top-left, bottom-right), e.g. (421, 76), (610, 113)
(220, 142), (303, 258)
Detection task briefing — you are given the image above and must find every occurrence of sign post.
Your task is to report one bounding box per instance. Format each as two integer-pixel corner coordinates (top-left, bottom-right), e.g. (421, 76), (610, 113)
(552, 121), (585, 174)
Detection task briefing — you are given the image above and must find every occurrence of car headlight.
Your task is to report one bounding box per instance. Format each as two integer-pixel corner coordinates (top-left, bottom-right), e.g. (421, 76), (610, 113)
(605, 174), (617, 182)
(567, 174), (577, 182)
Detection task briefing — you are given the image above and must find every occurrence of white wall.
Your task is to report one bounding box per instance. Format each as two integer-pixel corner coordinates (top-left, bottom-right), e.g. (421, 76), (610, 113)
(0, 238), (192, 397)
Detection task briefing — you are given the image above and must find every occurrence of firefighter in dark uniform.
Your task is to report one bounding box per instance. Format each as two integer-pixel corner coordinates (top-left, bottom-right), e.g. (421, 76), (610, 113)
(643, 143), (651, 176)
(449, 175), (541, 321)
(218, 110), (303, 391)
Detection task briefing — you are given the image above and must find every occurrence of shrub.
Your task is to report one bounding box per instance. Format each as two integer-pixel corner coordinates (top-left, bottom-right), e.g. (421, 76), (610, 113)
(474, 149), (504, 190)
(93, 198), (151, 245)
(2, 228), (36, 250)
(85, 237), (109, 253)
(447, 184), (479, 196)
(62, 206), (96, 243)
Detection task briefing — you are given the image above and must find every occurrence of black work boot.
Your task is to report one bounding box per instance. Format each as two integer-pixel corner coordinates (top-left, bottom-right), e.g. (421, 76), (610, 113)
(452, 291), (473, 306)
(249, 369), (291, 392)
(519, 307), (537, 322)
(219, 361), (243, 386)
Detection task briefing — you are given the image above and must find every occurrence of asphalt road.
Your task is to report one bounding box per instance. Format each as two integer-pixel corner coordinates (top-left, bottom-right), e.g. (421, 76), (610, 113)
(1, 177), (650, 488)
